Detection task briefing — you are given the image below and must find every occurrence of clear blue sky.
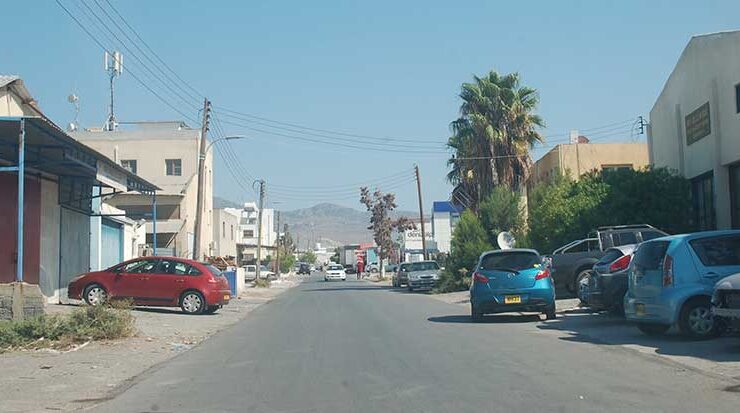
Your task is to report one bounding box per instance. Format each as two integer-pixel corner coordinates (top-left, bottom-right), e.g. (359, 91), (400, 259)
(1, 1), (738, 211)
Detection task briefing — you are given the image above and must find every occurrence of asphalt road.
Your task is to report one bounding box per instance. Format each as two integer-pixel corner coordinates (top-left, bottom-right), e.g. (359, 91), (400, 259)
(92, 276), (739, 413)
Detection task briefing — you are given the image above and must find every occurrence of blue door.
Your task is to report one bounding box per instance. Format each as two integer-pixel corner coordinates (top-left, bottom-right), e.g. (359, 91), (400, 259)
(101, 219), (123, 269)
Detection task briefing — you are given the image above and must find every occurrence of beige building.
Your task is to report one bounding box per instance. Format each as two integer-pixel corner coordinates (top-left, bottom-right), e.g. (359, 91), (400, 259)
(72, 121), (213, 259)
(649, 30), (740, 230)
(528, 142), (650, 188)
(213, 208), (240, 257)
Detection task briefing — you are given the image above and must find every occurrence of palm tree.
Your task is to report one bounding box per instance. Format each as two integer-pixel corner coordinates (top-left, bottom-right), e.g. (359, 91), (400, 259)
(447, 71), (544, 209)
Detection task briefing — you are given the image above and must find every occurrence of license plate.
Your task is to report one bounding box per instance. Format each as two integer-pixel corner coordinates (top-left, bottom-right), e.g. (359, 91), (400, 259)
(504, 295), (521, 304)
(635, 303), (645, 316)
(224, 294), (230, 301)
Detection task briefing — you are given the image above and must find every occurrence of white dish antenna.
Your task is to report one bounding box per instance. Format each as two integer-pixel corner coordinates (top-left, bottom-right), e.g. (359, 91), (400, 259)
(497, 231), (516, 250)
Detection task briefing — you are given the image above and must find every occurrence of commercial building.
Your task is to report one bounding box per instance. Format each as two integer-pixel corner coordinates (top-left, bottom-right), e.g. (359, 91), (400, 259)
(0, 75), (157, 307)
(229, 202), (276, 265)
(212, 208), (240, 257)
(431, 201), (461, 254)
(73, 121), (214, 259)
(648, 30), (740, 230)
(528, 141), (649, 188)
(400, 220), (437, 262)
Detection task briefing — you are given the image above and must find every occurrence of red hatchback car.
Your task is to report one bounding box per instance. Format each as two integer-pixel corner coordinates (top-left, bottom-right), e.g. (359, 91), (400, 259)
(68, 257), (232, 314)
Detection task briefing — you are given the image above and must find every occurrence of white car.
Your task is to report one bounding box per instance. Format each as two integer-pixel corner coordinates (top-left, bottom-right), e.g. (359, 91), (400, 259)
(324, 264), (346, 281)
(244, 264), (276, 280)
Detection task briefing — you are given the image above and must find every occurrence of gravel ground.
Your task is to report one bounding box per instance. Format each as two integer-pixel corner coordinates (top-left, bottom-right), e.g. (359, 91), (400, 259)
(0, 277), (300, 413)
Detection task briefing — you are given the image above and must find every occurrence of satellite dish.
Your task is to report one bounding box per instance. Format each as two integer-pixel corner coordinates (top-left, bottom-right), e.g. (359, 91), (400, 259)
(497, 231), (516, 250)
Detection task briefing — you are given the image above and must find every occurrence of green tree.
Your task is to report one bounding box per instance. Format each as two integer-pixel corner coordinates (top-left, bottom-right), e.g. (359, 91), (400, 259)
(478, 187), (526, 247)
(299, 250), (317, 264)
(437, 211), (492, 292)
(278, 251), (296, 273)
(447, 70), (545, 209)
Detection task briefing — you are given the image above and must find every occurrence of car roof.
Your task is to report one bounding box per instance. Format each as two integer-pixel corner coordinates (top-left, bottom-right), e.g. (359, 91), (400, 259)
(606, 244), (637, 254)
(645, 229), (740, 243)
(480, 248), (540, 258)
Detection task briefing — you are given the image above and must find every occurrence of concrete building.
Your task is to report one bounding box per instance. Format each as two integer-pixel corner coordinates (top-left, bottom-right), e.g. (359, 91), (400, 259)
(648, 30), (740, 230)
(72, 121), (214, 259)
(528, 142), (650, 188)
(229, 202), (276, 265)
(401, 221), (437, 262)
(0, 75), (156, 307)
(213, 208), (240, 257)
(431, 201), (462, 254)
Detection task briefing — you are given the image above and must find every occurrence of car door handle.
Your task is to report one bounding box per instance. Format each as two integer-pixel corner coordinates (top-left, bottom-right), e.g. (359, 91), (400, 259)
(705, 272), (719, 278)
(175, 279), (185, 283)
(139, 277), (150, 281)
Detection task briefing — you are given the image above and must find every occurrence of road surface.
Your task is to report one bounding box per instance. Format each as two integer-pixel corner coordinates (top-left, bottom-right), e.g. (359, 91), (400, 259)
(92, 277), (739, 412)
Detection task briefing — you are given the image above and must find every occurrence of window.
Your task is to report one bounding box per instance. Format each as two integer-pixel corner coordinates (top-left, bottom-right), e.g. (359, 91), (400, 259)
(120, 159), (137, 174)
(640, 231), (665, 242)
(691, 173), (715, 231)
(222, 222), (226, 237)
(231, 225), (234, 240)
(243, 229), (255, 238)
(612, 232), (638, 246)
(736, 83), (740, 114)
(165, 159), (182, 176)
(633, 241), (670, 271)
(602, 164), (632, 173)
(480, 251), (539, 272)
(187, 266), (202, 275)
(159, 260), (190, 275)
(120, 259), (158, 273)
(690, 235), (740, 267)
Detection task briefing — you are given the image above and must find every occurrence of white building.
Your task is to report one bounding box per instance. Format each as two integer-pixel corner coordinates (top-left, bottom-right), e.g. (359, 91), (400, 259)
(73, 121), (214, 259)
(229, 202), (276, 265)
(431, 201), (461, 254)
(212, 208), (240, 257)
(648, 30), (740, 230)
(401, 221), (437, 262)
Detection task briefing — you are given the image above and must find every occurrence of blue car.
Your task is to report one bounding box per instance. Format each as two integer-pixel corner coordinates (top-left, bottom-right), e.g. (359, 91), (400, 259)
(624, 230), (740, 338)
(470, 249), (556, 322)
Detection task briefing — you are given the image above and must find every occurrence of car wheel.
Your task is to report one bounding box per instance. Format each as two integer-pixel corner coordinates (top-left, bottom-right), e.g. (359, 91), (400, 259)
(575, 270), (591, 303)
(83, 284), (107, 306)
(544, 306), (556, 320)
(679, 297), (721, 339)
(637, 323), (670, 336)
(471, 304), (483, 323)
(180, 291), (206, 314)
(407, 285), (414, 292)
(203, 305), (219, 315)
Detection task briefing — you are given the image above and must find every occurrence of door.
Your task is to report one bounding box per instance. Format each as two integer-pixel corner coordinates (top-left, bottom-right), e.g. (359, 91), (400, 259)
(687, 234), (740, 284)
(630, 241), (670, 298)
(101, 219), (123, 269)
(112, 258), (159, 300)
(145, 259), (192, 304)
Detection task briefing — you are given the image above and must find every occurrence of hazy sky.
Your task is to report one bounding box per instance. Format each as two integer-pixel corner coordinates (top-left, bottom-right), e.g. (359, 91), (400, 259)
(2, 0), (738, 211)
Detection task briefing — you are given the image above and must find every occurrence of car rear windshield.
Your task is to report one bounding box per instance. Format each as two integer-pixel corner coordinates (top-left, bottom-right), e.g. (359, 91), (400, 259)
(405, 262), (440, 271)
(632, 241), (670, 271)
(205, 265), (223, 276)
(480, 252), (540, 271)
(689, 235), (740, 267)
(328, 265), (343, 270)
(596, 249), (624, 265)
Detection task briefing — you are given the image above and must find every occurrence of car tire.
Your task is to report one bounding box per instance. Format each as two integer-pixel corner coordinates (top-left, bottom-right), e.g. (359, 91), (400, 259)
(83, 284), (107, 306)
(180, 291), (206, 315)
(637, 323), (670, 336)
(471, 304), (483, 323)
(407, 285), (414, 292)
(575, 269), (591, 303)
(545, 306), (557, 320)
(204, 305), (219, 315)
(678, 297), (722, 339)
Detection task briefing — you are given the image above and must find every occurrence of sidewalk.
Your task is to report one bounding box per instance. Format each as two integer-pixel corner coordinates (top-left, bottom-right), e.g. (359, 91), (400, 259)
(0, 277), (300, 413)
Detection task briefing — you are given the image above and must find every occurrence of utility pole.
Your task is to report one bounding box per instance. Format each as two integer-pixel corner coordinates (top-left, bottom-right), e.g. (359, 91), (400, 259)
(255, 180), (265, 279)
(274, 210), (281, 276)
(414, 164), (428, 260)
(193, 98), (211, 261)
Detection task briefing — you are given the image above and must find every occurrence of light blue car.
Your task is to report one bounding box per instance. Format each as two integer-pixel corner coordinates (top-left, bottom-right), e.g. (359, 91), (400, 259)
(470, 249), (556, 322)
(624, 230), (740, 338)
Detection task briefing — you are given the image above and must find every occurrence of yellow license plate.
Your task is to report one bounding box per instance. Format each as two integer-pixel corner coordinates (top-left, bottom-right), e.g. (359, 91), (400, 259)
(504, 295), (521, 304)
(635, 303), (645, 316)
(224, 294), (230, 301)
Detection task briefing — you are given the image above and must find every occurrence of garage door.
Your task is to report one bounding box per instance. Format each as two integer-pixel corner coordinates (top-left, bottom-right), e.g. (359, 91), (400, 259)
(101, 218), (123, 269)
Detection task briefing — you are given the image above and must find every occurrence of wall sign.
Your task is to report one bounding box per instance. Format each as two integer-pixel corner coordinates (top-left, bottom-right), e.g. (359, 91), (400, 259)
(685, 102), (711, 145)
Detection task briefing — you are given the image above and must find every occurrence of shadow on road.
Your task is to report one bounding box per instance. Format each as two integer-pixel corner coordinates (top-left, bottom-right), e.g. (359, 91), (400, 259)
(131, 307), (217, 316)
(428, 314), (542, 324)
(537, 310), (740, 363)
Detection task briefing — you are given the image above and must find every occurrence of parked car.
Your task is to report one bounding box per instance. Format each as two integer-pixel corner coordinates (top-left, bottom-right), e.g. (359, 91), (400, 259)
(344, 264), (357, 274)
(625, 230), (740, 338)
(548, 224), (667, 295)
(391, 264), (407, 287)
(325, 264), (347, 281)
(67, 257), (231, 314)
(366, 263), (380, 273)
(470, 249), (555, 322)
(582, 244), (637, 314)
(244, 264), (276, 280)
(385, 264), (398, 276)
(712, 272), (740, 330)
(298, 263), (312, 275)
(400, 261), (441, 291)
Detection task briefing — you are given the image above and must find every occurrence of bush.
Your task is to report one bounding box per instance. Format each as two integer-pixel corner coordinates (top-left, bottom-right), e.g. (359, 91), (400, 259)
(0, 301), (135, 352)
(254, 278), (271, 288)
(438, 211), (492, 293)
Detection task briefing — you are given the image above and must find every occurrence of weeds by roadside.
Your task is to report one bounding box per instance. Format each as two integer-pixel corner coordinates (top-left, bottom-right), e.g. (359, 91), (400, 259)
(254, 278), (271, 288)
(0, 300), (135, 353)
(433, 271), (471, 294)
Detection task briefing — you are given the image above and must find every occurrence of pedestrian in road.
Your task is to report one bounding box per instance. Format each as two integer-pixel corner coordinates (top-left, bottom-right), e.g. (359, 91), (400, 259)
(357, 260), (364, 280)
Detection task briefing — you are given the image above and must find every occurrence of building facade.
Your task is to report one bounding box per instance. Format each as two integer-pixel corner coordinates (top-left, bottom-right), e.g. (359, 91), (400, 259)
(528, 142), (650, 188)
(229, 202), (276, 265)
(401, 221), (437, 262)
(212, 208), (239, 257)
(649, 30), (740, 230)
(73, 121), (214, 259)
(431, 201), (461, 254)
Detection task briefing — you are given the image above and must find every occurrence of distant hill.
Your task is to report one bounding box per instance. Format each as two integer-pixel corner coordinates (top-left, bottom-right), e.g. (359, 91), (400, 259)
(213, 196), (242, 209)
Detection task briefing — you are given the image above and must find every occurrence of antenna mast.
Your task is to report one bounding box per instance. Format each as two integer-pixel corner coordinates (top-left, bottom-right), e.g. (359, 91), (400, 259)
(104, 51), (123, 131)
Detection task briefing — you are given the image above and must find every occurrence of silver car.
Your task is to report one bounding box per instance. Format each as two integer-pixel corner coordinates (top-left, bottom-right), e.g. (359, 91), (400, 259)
(401, 261), (441, 292)
(712, 272), (740, 329)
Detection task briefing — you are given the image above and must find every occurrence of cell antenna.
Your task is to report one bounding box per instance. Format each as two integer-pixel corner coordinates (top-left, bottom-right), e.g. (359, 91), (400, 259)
(104, 51), (123, 131)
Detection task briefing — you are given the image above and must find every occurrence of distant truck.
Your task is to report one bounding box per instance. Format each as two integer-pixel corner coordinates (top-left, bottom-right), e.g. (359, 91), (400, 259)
(547, 225), (667, 295)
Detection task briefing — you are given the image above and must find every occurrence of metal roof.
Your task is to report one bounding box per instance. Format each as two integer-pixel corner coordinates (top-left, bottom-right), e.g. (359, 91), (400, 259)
(433, 201), (462, 213)
(0, 75), (20, 88)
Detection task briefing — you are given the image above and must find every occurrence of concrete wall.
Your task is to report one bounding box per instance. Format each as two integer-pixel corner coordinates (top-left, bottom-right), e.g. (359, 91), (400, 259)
(39, 179), (60, 302)
(213, 208), (239, 257)
(58, 208), (90, 304)
(433, 215), (453, 253)
(649, 31), (740, 229)
(0, 83), (36, 116)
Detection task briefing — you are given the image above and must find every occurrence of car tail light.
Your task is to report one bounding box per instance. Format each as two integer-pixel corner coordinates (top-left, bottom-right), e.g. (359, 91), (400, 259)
(609, 254), (632, 273)
(473, 272), (489, 283)
(662, 255), (674, 287)
(534, 268), (550, 281)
